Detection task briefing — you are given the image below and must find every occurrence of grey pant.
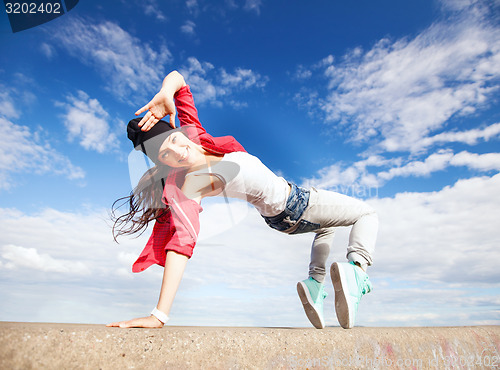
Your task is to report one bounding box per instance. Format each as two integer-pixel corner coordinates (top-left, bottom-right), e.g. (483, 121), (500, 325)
(285, 187), (378, 283)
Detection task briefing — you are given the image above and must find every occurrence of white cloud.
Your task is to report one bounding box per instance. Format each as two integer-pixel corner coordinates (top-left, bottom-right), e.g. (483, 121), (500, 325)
(179, 57), (218, 104)
(360, 285), (500, 326)
(295, 2), (500, 193)
(49, 17), (171, 102)
(143, 0), (167, 21)
(377, 150), (454, 181)
(243, 0), (262, 14)
(417, 122), (500, 150)
(0, 89), (19, 119)
(0, 206), (154, 323)
(1, 244), (90, 275)
(293, 65), (312, 80)
(58, 91), (119, 153)
(1, 174), (500, 326)
(185, 0), (198, 13)
(0, 87), (85, 190)
(220, 67), (268, 89)
(369, 173), (500, 286)
(378, 150), (500, 181)
(198, 198), (250, 241)
(0, 207), (141, 278)
(296, 2), (500, 154)
(439, 0), (481, 12)
(304, 148), (500, 190)
(293, 56), (335, 80)
(179, 57), (268, 107)
(0, 117), (85, 190)
(181, 20), (196, 35)
(450, 151), (500, 171)
(39, 43), (55, 59)
(315, 54), (335, 69)
(183, 0), (262, 17)
(303, 162), (370, 192)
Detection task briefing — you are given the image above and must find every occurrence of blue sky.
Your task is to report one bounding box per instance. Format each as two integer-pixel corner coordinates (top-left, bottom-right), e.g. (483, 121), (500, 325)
(0, 0), (499, 327)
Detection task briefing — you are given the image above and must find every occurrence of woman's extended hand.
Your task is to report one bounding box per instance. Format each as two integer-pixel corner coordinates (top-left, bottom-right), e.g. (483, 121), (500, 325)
(135, 89), (176, 131)
(135, 71), (186, 131)
(106, 315), (164, 329)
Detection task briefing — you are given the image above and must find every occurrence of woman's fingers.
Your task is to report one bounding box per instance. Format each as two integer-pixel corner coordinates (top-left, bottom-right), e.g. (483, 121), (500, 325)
(136, 111), (158, 132)
(136, 111), (150, 128)
(142, 115), (159, 131)
(106, 321), (122, 327)
(135, 103), (150, 116)
(169, 113), (176, 129)
(135, 90), (176, 131)
(136, 107), (164, 131)
(135, 92), (177, 131)
(106, 316), (163, 328)
(106, 320), (134, 328)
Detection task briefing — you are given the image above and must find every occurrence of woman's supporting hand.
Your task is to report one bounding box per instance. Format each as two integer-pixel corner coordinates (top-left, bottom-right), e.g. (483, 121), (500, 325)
(106, 315), (163, 329)
(107, 251), (189, 329)
(135, 70), (187, 131)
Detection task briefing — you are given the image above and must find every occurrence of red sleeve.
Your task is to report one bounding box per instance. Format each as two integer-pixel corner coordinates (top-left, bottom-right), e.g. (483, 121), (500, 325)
(174, 85), (205, 133)
(132, 215), (174, 273)
(162, 197), (202, 256)
(173, 85), (245, 154)
(131, 185), (203, 273)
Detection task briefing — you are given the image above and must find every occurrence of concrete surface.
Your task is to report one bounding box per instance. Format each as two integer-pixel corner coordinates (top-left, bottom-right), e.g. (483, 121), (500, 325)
(0, 322), (499, 369)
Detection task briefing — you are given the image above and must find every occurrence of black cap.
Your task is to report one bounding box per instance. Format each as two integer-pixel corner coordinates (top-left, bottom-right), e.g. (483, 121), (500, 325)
(127, 117), (177, 164)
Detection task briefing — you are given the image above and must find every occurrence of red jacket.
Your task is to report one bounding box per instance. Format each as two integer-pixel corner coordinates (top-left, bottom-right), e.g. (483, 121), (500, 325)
(132, 85), (246, 272)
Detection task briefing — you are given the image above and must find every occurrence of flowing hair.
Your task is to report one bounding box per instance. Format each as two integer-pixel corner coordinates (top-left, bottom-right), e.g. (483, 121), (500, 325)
(111, 165), (172, 241)
(112, 129), (197, 241)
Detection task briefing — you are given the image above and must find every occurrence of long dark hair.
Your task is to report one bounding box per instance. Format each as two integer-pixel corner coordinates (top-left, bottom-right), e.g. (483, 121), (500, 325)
(113, 127), (199, 241)
(111, 165), (171, 241)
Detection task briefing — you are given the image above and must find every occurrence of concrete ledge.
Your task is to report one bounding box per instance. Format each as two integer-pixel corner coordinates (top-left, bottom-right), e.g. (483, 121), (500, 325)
(0, 322), (499, 369)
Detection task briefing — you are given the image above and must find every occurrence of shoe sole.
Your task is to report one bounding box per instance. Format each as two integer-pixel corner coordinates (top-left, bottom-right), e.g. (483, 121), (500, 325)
(297, 282), (325, 329)
(330, 262), (353, 329)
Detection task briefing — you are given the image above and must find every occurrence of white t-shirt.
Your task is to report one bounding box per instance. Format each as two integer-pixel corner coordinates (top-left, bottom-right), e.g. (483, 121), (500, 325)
(186, 152), (289, 217)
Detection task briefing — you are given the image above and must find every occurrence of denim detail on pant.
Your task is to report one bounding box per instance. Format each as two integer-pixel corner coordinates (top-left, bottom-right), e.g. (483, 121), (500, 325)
(264, 184), (378, 284)
(263, 183), (317, 233)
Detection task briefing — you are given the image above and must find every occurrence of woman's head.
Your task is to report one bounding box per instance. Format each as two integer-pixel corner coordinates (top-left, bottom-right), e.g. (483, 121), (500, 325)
(115, 118), (205, 241)
(156, 130), (207, 168)
(127, 118), (205, 169)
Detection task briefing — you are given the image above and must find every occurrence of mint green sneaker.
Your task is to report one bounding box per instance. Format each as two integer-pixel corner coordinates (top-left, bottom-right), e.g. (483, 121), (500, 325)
(297, 277), (328, 329)
(330, 261), (372, 329)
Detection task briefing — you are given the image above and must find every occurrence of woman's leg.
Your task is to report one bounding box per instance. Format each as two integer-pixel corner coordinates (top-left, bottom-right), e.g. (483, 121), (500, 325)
(308, 227), (335, 283)
(346, 211), (378, 270)
(289, 185), (377, 329)
(303, 188), (378, 273)
(297, 228), (331, 329)
(300, 188), (378, 329)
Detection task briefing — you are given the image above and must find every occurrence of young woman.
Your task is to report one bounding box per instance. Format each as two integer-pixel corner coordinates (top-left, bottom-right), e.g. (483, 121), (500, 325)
(107, 71), (378, 330)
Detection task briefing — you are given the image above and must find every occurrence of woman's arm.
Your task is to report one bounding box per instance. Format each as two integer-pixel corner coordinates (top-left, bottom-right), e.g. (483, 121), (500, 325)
(135, 70), (187, 131)
(106, 250), (189, 328)
(108, 186), (204, 328)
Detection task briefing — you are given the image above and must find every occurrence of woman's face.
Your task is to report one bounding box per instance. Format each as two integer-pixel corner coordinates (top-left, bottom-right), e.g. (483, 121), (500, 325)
(157, 132), (205, 168)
